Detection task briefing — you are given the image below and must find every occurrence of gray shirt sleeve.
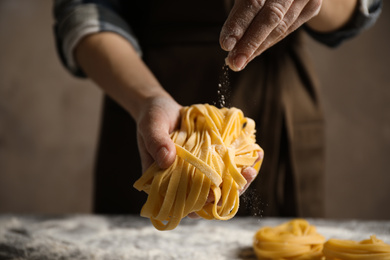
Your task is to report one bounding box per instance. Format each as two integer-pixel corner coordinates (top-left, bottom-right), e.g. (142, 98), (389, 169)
(53, 0), (142, 77)
(304, 0), (382, 47)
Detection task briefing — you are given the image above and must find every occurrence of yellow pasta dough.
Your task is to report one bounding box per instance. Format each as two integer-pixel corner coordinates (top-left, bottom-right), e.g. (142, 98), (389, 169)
(253, 219), (326, 260)
(253, 219), (390, 260)
(323, 235), (390, 260)
(133, 104), (263, 230)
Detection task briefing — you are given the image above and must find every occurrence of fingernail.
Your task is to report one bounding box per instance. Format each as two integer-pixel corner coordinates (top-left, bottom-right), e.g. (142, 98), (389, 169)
(233, 54), (247, 71)
(156, 147), (169, 168)
(223, 37), (236, 51)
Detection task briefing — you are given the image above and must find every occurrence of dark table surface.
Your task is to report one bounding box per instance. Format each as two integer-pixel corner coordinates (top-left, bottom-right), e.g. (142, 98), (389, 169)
(0, 215), (389, 260)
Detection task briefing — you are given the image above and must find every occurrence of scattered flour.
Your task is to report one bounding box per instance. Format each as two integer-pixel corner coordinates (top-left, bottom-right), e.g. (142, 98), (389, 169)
(0, 215), (389, 260)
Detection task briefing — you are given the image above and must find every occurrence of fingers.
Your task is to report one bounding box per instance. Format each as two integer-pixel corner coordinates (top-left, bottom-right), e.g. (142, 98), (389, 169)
(187, 212), (201, 219)
(241, 0), (309, 67)
(240, 149), (264, 194)
(222, 0), (322, 71)
(223, 0), (294, 70)
(240, 166), (258, 195)
(220, 0), (265, 51)
(250, 0), (321, 59)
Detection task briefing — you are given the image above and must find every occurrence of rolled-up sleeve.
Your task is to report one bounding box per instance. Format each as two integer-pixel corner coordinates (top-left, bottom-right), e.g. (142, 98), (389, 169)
(304, 0), (382, 47)
(53, 0), (142, 77)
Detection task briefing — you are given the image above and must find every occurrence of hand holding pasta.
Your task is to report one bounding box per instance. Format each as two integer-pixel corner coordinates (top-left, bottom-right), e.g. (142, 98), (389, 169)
(133, 104), (263, 230)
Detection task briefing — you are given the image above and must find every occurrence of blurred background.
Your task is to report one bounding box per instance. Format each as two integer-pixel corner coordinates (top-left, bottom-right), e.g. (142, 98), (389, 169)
(0, 1), (389, 219)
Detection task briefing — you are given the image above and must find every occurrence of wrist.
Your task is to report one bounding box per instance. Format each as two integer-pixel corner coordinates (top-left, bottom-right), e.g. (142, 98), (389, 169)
(121, 88), (174, 122)
(307, 0), (358, 33)
(75, 32), (172, 120)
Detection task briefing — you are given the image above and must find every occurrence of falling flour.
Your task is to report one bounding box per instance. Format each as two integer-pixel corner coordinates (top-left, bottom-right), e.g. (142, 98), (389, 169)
(215, 64), (232, 108)
(214, 63), (266, 218)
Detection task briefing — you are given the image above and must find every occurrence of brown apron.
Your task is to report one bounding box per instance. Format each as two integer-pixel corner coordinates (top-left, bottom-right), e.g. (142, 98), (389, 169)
(93, 0), (325, 217)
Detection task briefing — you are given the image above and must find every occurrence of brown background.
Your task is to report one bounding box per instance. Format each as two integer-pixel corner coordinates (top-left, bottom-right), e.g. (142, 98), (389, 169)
(0, 1), (389, 219)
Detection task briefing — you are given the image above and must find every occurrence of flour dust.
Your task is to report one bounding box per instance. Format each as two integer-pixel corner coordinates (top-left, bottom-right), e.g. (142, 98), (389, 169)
(214, 64), (232, 108)
(241, 188), (267, 218)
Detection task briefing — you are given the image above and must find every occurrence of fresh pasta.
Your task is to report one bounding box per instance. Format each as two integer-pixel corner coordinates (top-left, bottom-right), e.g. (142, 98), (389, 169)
(133, 104), (263, 230)
(253, 219), (326, 260)
(253, 219), (390, 260)
(323, 235), (390, 260)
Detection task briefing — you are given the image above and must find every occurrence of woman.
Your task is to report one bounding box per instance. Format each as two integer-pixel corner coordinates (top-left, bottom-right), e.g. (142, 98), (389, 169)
(53, 0), (381, 217)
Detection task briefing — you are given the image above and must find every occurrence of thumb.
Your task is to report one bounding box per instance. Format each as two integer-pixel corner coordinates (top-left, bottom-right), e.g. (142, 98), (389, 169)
(155, 142), (176, 169)
(143, 122), (176, 170)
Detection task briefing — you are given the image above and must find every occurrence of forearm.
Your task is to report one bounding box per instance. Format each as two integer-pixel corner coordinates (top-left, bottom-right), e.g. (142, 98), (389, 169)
(306, 0), (358, 32)
(74, 32), (172, 120)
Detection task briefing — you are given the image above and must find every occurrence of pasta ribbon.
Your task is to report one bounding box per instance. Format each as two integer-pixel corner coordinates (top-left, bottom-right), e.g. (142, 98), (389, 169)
(253, 219), (390, 260)
(133, 104), (263, 230)
(253, 219), (326, 260)
(323, 235), (390, 260)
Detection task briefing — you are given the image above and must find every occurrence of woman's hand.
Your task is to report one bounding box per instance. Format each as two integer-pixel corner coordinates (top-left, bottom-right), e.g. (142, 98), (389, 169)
(136, 96), (182, 172)
(220, 0), (322, 71)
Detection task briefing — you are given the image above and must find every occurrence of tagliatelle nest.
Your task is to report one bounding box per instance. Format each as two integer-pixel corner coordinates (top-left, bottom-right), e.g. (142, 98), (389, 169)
(133, 104), (263, 230)
(253, 219), (326, 260)
(323, 235), (390, 260)
(253, 219), (390, 260)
